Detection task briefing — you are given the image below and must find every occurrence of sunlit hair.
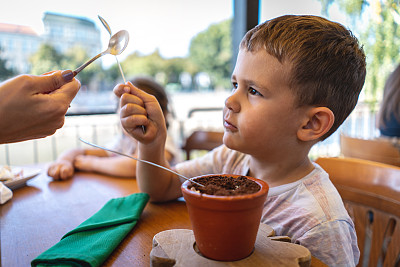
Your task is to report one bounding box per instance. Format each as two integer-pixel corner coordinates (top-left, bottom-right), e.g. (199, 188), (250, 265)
(240, 15), (366, 140)
(378, 64), (400, 129)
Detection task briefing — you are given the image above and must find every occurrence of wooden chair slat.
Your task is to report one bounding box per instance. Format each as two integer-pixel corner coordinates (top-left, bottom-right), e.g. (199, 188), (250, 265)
(315, 157), (400, 267)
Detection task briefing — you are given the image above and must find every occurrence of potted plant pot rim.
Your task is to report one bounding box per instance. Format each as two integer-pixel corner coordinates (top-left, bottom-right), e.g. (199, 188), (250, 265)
(181, 175), (269, 210)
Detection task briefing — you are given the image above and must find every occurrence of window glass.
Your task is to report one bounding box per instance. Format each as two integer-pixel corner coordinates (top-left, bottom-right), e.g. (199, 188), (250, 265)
(0, 0), (233, 114)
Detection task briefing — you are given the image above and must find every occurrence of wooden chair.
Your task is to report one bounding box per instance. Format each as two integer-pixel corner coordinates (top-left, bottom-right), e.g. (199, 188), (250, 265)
(315, 157), (400, 267)
(340, 134), (400, 167)
(181, 130), (224, 160)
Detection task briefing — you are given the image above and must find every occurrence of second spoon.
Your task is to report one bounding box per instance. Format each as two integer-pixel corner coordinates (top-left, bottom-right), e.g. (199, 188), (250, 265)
(79, 138), (203, 187)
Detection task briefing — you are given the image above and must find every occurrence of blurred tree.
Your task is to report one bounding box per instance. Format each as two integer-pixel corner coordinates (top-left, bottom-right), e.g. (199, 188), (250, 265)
(163, 57), (191, 84)
(123, 50), (166, 78)
(121, 49), (192, 86)
(62, 45), (102, 86)
(119, 19), (232, 91)
(104, 63), (122, 83)
(0, 46), (15, 81)
(30, 43), (63, 75)
(29, 44), (115, 89)
(319, 0), (400, 106)
(189, 19), (232, 89)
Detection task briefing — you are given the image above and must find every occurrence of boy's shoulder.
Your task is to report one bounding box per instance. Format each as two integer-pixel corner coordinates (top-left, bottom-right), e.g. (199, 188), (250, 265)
(266, 163), (349, 222)
(263, 163), (355, 244)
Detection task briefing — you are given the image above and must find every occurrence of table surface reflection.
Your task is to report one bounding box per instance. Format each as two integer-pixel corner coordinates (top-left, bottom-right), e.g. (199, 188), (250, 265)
(0, 167), (190, 266)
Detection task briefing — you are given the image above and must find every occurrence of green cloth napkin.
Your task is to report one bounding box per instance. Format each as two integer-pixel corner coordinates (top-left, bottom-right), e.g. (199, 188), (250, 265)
(31, 192), (149, 267)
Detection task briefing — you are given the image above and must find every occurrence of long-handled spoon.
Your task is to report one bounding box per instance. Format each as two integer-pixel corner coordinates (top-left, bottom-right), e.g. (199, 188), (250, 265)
(98, 15), (127, 83)
(98, 15), (146, 134)
(79, 138), (204, 187)
(73, 30), (129, 77)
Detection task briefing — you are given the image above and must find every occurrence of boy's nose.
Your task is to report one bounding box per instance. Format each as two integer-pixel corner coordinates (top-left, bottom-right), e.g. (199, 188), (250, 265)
(224, 91), (241, 113)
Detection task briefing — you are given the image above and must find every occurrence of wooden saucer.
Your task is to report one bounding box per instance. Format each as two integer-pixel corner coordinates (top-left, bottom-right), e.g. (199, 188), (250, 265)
(150, 223), (311, 266)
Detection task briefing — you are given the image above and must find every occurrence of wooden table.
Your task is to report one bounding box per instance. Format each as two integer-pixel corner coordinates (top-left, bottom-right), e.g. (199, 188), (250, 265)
(0, 167), (190, 266)
(1, 166), (327, 267)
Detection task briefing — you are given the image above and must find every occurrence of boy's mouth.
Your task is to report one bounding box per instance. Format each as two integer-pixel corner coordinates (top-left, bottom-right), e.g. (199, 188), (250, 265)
(224, 119), (237, 131)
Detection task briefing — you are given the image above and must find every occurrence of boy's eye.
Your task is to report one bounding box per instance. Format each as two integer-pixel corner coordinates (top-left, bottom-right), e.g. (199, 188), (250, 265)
(232, 82), (238, 90)
(248, 87), (262, 96)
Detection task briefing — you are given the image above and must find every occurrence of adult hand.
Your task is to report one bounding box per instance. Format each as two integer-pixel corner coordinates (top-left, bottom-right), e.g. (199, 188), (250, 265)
(0, 70), (80, 144)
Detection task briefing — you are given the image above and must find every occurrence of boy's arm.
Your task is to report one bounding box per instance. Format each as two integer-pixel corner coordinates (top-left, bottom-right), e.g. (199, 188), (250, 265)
(114, 82), (182, 202)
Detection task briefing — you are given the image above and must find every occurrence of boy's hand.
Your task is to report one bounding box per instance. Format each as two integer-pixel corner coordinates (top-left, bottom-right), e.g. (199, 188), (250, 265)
(113, 82), (167, 145)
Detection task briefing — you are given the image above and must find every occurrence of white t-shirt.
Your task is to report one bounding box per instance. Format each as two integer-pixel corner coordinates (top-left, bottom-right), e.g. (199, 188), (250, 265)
(175, 145), (359, 266)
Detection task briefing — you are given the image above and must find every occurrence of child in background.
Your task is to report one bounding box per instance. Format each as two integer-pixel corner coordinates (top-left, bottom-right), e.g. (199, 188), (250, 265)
(48, 77), (180, 180)
(114, 15), (366, 266)
(378, 63), (400, 139)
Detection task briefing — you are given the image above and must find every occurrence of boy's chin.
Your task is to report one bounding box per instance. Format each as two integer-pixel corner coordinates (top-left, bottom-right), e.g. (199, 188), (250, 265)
(223, 140), (245, 154)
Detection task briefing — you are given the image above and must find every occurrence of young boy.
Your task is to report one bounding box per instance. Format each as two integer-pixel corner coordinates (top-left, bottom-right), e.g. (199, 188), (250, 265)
(114, 15), (366, 266)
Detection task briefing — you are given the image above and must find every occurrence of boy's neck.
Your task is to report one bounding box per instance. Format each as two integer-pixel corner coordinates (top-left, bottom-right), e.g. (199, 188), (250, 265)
(248, 156), (315, 188)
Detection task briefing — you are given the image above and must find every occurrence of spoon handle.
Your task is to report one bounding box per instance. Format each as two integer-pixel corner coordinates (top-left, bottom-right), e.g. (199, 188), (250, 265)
(73, 51), (106, 76)
(79, 138), (203, 187)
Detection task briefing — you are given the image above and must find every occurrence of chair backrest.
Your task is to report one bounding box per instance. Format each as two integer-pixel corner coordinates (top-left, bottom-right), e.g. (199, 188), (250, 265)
(181, 130), (224, 160)
(340, 134), (400, 167)
(315, 157), (400, 267)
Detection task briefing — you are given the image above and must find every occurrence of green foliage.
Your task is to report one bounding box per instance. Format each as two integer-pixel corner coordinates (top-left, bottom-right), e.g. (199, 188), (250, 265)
(339, 0), (365, 16)
(30, 43), (63, 75)
(121, 49), (192, 85)
(318, 0), (400, 105)
(62, 45), (102, 85)
(29, 43), (114, 87)
(27, 19), (233, 91)
(0, 46), (15, 81)
(189, 19), (232, 89)
(123, 50), (166, 78)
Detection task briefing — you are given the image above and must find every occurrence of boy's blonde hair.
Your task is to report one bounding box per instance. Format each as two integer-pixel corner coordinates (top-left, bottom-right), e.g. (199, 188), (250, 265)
(240, 15), (366, 140)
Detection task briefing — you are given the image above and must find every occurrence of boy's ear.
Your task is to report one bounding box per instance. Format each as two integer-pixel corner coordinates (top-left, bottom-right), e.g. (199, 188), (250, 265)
(297, 107), (334, 142)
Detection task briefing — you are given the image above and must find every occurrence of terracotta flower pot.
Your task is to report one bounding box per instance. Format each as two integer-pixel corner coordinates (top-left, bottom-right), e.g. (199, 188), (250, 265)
(181, 174), (269, 261)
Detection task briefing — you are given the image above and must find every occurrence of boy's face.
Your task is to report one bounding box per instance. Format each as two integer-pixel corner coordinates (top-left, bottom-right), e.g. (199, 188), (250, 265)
(223, 49), (308, 158)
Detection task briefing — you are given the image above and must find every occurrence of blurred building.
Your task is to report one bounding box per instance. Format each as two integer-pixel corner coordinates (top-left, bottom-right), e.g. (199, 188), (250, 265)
(0, 23), (40, 73)
(0, 12), (101, 74)
(42, 12), (101, 56)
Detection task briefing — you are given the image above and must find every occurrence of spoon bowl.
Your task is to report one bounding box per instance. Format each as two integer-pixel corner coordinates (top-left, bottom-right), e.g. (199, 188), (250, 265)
(73, 30), (129, 76)
(108, 30), (129, 56)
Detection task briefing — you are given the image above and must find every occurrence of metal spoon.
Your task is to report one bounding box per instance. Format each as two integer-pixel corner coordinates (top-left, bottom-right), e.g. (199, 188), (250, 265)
(98, 16), (146, 134)
(98, 15), (127, 82)
(98, 15), (112, 36)
(73, 30), (129, 77)
(79, 138), (204, 187)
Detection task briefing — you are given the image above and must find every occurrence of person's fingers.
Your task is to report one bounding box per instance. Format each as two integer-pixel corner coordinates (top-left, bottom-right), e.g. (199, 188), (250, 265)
(113, 83), (130, 98)
(120, 93), (145, 109)
(47, 164), (60, 180)
(125, 81), (159, 103)
(41, 70), (56, 76)
(60, 165), (73, 180)
(33, 70), (75, 94)
(121, 112), (149, 128)
(48, 78), (81, 106)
